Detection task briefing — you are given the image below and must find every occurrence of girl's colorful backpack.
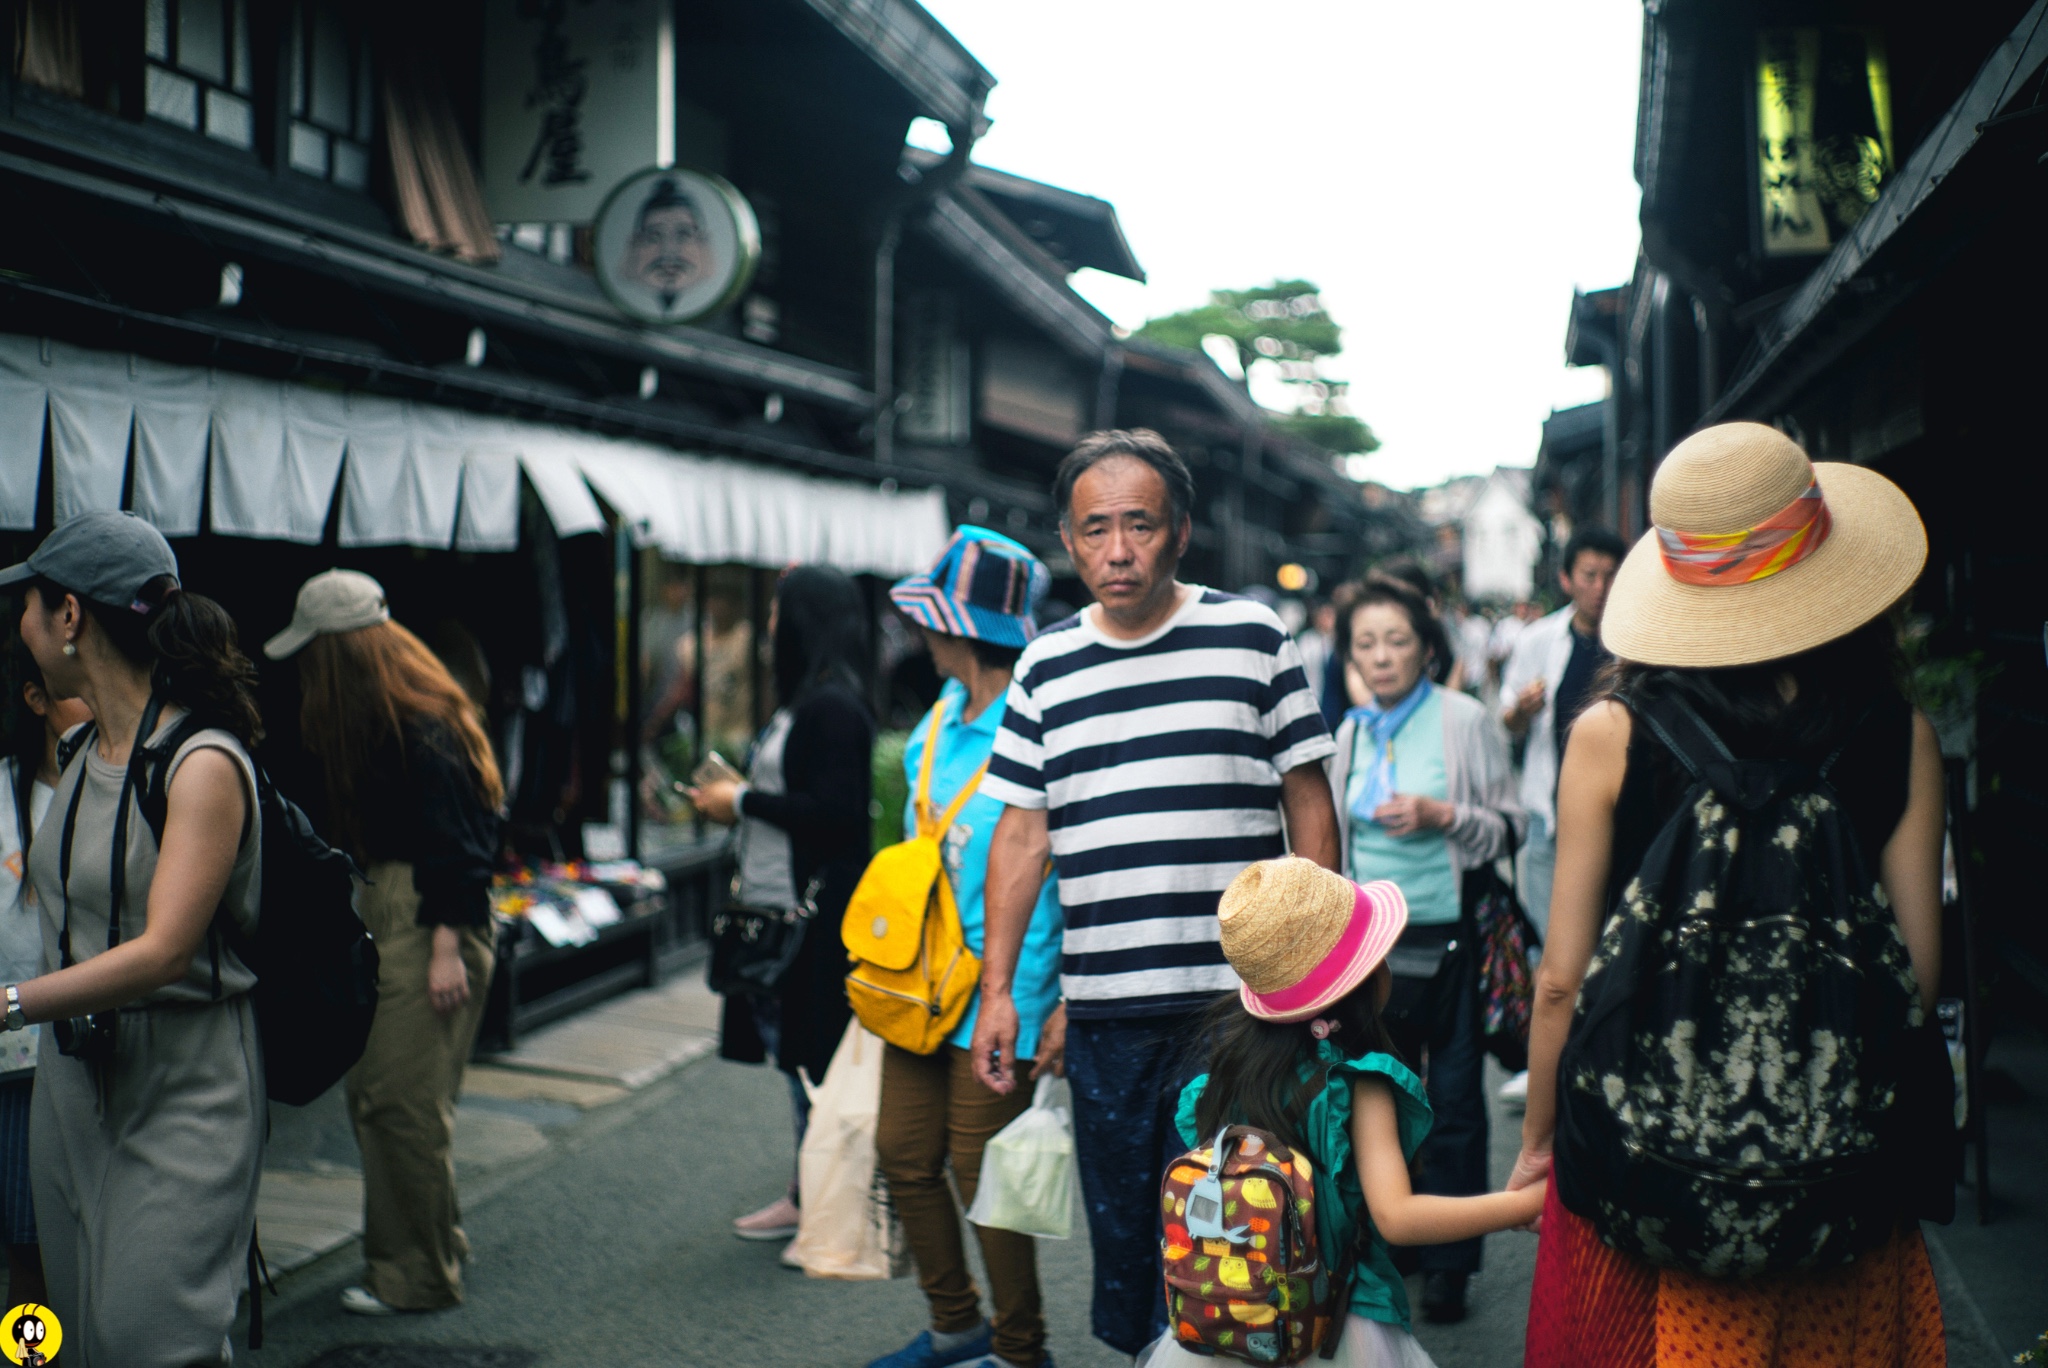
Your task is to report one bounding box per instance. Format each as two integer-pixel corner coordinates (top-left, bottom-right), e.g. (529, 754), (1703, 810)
(1159, 1125), (1348, 1364)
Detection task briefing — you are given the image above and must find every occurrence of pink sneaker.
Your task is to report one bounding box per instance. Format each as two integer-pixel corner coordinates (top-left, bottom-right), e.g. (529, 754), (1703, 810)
(733, 1194), (801, 1241)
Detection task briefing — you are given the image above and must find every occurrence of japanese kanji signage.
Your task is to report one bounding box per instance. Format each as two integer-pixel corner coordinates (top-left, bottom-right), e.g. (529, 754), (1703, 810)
(482, 0), (676, 224)
(1756, 27), (1895, 258)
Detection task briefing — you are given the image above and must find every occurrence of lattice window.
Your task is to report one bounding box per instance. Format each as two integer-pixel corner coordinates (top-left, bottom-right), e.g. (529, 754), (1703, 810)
(286, 0), (374, 189)
(143, 0), (256, 149)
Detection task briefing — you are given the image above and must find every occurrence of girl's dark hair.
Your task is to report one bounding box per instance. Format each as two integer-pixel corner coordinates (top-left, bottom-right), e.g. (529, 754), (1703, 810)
(1336, 573), (1454, 687)
(1190, 972), (1397, 1159)
(33, 574), (263, 747)
(773, 565), (870, 707)
(2, 636), (47, 856)
(1592, 613), (1905, 755)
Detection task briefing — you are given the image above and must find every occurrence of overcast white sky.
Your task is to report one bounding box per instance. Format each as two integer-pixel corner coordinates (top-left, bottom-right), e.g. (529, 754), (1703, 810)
(916, 0), (1646, 491)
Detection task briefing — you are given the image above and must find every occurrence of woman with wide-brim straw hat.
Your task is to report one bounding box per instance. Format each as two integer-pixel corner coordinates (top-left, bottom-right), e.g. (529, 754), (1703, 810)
(1509, 423), (1949, 1367)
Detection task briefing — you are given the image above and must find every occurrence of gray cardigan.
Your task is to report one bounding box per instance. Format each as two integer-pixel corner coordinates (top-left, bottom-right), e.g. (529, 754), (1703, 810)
(1328, 686), (1527, 881)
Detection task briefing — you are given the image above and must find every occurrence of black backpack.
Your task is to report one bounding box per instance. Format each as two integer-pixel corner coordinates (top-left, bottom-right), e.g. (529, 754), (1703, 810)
(115, 709), (381, 1107)
(1555, 689), (1921, 1278)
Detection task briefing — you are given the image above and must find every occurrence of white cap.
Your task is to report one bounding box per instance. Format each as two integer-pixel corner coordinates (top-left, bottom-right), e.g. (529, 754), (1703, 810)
(263, 570), (391, 659)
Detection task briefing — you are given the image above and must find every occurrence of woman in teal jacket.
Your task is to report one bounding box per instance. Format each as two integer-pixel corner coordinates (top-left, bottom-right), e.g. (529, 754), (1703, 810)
(869, 527), (1064, 1368)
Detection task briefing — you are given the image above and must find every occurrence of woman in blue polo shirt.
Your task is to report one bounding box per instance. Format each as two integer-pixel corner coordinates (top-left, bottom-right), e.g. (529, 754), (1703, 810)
(870, 527), (1063, 1368)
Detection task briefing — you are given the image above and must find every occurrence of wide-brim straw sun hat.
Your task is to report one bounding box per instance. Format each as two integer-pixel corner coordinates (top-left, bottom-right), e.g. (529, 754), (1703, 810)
(1601, 422), (1926, 670)
(1219, 857), (1407, 1024)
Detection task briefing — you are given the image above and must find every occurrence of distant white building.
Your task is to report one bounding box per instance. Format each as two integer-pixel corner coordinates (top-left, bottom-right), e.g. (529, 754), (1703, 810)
(1416, 467), (1542, 602)
(1461, 468), (1542, 601)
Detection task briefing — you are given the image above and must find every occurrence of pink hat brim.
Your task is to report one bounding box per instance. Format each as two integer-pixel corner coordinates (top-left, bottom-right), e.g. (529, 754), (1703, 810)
(1239, 879), (1408, 1023)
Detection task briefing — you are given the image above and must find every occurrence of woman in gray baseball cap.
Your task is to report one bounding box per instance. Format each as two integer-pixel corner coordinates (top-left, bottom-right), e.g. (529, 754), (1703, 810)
(0, 510), (267, 1363)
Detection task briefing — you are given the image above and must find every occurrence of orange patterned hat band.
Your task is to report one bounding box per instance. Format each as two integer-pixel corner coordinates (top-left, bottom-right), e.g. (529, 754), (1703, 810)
(1655, 479), (1833, 587)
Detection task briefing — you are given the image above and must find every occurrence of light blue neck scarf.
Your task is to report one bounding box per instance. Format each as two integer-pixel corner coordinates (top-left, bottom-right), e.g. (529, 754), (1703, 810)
(1345, 680), (1433, 824)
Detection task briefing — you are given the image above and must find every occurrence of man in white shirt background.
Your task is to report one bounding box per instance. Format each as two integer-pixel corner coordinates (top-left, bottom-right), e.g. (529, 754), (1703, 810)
(1496, 526), (1625, 1102)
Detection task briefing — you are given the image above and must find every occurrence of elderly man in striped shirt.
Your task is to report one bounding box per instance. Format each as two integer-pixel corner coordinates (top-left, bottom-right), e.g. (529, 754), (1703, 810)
(972, 429), (1340, 1361)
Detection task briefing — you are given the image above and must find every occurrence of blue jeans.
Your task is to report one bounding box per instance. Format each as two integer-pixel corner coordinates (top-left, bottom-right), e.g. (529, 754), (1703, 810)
(1065, 1013), (1203, 1356)
(1387, 965), (1488, 1273)
(1519, 817), (1557, 950)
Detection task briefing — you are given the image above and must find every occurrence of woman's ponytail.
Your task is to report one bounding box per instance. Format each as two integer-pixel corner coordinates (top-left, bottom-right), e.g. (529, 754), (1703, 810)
(144, 581), (263, 746)
(47, 573), (264, 747)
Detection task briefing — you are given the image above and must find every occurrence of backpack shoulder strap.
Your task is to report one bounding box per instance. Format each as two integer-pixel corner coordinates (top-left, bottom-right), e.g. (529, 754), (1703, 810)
(934, 757), (991, 835)
(1631, 689), (1735, 784)
(135, 712), (213, 847)
(912, 695), (949, 833)
(55, 721), (96, 774)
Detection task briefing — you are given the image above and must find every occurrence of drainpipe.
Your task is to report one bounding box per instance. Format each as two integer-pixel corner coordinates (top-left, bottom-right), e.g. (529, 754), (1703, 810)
(874, 121), (978, 467)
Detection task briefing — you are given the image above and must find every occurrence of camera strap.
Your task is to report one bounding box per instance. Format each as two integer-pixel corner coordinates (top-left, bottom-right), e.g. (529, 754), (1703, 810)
(56, 695), (167, 969)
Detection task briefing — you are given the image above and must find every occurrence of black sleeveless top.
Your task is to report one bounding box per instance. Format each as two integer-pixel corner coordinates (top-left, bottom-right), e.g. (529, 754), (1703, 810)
(1605, 692), (1915, 914)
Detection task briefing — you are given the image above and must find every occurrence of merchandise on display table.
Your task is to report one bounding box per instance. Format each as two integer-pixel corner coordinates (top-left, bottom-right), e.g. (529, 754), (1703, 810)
(491, 860), (668, 948)
(480, 858), (672, 1050)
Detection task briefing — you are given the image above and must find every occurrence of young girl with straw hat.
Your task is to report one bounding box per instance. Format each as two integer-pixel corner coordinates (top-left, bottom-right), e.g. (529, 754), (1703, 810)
(1139, 857), (1545, 1368)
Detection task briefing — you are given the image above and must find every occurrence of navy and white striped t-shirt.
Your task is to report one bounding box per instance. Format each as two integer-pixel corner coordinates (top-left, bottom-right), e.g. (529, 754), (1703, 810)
(981, 587), (1335, 1019)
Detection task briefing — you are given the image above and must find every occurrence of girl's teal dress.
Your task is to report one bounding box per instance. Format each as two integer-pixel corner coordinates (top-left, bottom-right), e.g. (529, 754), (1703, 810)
(1174, 1043), (1434, 1330)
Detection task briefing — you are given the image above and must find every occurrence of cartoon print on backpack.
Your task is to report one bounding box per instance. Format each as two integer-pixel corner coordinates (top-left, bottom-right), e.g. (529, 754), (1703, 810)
(1161, 1127), (1331, 1364)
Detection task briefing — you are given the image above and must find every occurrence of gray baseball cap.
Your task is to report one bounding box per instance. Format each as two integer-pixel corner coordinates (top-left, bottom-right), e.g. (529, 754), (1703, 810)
(0, 511), (180, 610)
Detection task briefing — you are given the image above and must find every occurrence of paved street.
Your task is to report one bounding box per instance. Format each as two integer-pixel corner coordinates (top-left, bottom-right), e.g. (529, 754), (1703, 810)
(237, 968), (2036, 1368)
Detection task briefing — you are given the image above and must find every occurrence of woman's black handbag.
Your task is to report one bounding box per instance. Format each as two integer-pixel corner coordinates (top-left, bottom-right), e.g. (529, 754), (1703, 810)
(707, 876), (821, 997)
(1381, 923), (1466, 1042)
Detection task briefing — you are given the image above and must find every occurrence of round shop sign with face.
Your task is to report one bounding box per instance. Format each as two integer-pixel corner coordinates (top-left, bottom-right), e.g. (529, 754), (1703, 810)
(594, 166), (761, 326)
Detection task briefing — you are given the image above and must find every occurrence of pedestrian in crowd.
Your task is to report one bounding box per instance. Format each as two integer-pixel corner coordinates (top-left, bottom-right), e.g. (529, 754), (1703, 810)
(1486, 602), (1531, 686)
(1512, 424), (1944, 1365)
(0, 512), (265, 1364)
(1454, 602), (1496, 702)
(1327, 574), (1524, 1324)
(0, 638), (88, 1311)
(690, 565), (873, 1244)
(1318, 580), (1365, 729)
(264, 570), (504, 1316)
(1144, 858), (1545, 1368)
(1499, 528), (1622, 933)
(1298, 597), (1338, 719)
(868, 527), (1063, 1368)
(972, 429), (1340, 1356)
(1494, 525), (1624, 1108)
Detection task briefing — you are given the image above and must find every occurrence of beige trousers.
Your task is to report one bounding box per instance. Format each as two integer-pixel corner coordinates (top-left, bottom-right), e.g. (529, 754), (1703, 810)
(345, 861), (496, 1309)
(30, 996), (263, 1367)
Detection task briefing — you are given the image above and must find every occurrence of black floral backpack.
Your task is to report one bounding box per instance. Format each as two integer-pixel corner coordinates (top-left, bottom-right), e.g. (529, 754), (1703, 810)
(1555, 689), (1922, 1278)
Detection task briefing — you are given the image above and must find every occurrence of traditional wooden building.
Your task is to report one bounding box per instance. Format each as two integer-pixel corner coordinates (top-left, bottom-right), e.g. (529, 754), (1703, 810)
(1593, 0), (2048, 1152)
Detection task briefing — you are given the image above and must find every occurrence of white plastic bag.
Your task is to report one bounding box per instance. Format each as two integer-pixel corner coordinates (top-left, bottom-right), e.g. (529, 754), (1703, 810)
(965, 1073), (1076, 1239)
(786, 1021), (909, 1279)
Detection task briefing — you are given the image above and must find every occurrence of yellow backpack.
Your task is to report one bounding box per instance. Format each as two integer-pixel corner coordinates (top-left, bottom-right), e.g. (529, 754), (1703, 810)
(842, 697), (986, 1054)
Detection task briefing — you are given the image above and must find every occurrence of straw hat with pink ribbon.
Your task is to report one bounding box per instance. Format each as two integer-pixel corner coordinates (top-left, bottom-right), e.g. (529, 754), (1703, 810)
(1218, 858), (1408, 1024)
(1601, 421), (1927, 669)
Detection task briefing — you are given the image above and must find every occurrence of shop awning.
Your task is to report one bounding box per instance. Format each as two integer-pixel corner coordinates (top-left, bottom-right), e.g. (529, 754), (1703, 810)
(0, 334), (950, 577)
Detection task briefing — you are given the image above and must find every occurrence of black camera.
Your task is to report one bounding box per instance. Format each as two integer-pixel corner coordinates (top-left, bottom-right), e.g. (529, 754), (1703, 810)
(53, 1010), (117, 1063)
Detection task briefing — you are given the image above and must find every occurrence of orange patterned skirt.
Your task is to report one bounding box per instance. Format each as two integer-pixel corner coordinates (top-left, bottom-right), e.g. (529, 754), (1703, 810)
(1524, 1174), (1946, 1368)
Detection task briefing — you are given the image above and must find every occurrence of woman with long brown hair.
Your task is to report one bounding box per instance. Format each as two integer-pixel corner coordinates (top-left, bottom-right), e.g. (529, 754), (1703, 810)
(265, 569), (504, 1317)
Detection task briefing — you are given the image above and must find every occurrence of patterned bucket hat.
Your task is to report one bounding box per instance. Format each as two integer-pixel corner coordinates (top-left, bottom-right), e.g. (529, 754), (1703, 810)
(890, 525), (1050, 650)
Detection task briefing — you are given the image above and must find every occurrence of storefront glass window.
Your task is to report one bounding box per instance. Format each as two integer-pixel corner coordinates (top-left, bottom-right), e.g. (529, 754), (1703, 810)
(637, 557), (759, 861)
(288, 0), (375, 189)
(143, 0), (256, 149)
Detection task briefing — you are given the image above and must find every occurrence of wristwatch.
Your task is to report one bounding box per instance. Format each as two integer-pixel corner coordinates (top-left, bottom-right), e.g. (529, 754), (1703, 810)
(3, 985), (23, 1033)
